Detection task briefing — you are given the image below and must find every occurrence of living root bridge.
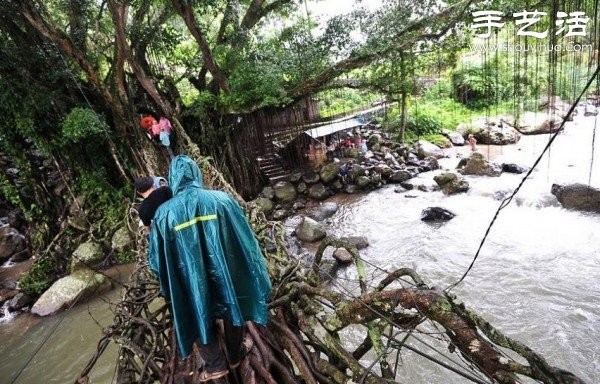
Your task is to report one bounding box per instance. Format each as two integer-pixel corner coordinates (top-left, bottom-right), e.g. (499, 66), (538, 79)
(77, 156), (586, 384)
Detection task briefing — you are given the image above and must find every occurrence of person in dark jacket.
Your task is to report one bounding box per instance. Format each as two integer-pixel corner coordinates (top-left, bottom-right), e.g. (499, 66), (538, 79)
(134, 176), (172, 232)
(148, 155), (271, 382)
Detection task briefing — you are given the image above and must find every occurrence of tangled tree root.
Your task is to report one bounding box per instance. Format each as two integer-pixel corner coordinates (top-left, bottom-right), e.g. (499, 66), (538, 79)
(77, 157), (586, 384)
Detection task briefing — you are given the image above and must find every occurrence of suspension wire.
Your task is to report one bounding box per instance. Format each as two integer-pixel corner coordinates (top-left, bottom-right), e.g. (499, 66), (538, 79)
(446, 62), (600, 292)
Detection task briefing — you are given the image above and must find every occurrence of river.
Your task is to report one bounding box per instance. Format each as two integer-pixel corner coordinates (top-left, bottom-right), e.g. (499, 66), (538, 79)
(1, 114), (598, 383)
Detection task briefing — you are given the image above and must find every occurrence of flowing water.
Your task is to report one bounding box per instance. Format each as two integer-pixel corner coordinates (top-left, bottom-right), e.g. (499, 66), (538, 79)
(0, 265), (132, 384)
(0, 115), (598, 383)
(313, 113), (600, 383)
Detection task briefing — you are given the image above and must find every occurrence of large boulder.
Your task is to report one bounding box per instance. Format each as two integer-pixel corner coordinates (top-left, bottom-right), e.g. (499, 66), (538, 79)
(303, 171), (320, 184)
(502, 163), (528, 174)
(551, 183), (600, 213)
(355, 176), (371, 189)
(260, 186), (275, 200)
(507, 112), (563, 135)
(340, 236), (369, 250)
(70, 241), (104, 272)
(308, 183), (331, 200)
(348, 164), (366, 180)
(295, 217), (327, 243)
(273, 181), (297, 203)
(416, 140), (445, 159)
(442, 129), (465, 146)
(111, 226), (133, 253)
(434, 172), (470, 195)
(252, 197), (274, 214)
(320, 163), (341, 183)
(0, 225), (27, 263)
(31, 268), (112, 316)
(458, 117), (520, 144)
(458, 152), (502, 177)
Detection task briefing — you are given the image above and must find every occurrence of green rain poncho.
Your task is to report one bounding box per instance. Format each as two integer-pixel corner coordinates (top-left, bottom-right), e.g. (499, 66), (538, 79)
(148, 155), (272, 357)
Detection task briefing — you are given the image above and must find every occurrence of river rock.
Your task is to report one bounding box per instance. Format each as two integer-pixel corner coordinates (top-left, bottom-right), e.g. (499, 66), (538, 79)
(320, 163), (340, 183)
(584, 104), (598, 116)
(416, 140), (445, 159)
(253, 197), (274, 214)
(297, 182), (307, 194)
(295, 217), (327, 243)
(344, 184), (358, 194)
(356, 176), (371, 189)
(332, 248), (354, 264)
(0, 225), (27, 263)
(374, 164), (394, 179)
(273, 181), (297, 202)
(458, 152), (502, 176)
(308, 202), (339, 221)
(348, 164), (366, 180)
(111, 226), (133, 253)
(368, 133), (382, 146)
(434, 172), (469, 195)
(9, 292), (33, 310)
(419, 156), (440, 172)
(308, 183), (330, 200)
(303, 171), (320, 184)
(31, 268), (112, 317)
(260, 186), (275, 200)
(502, 163), (528, 174)
(340, 236), (369, 250)
(508, 112), (563, 135)
(551, 183), (600, 213)
(421, 207), (456, 221)
(272, 209), (290, 220)
(390, 170), (412, 183)
(458, 117), (520, 144)
(442, 129), (465, 146)
(70, 241), (104, 272)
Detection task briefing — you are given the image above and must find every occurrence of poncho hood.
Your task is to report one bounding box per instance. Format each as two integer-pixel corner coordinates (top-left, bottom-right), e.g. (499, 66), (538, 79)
(168, 155), (204, 195)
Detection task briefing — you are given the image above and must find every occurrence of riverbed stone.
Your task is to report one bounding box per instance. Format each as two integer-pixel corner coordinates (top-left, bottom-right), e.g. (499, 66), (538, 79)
(0, 225), (27, 263)
(9, 292), (33, 310)
(442, 129), (465, 146)
(320, 163), (340, 183)
(111, 226), (133, 253)
(390, 170), (412, 183)
(421, 207), (456, 221)
(434, 172), (469, 195)
(416, 140), (445, 159)
(551, 183), (600, 213)
(356, 176), (371, 189)
(502, 163), (528, 174)
(509, 112), (563, 135)
(308, 183), (330, 200)
(303, 171), (320, 184)
(70, 241), (104, 272)
(458, 152), (502, 176)
(272, 209), (290, 220)
(295, 217), (326, 243)
(273, 181), (297, 203)
(332, 248), (354, 264)
(345, 184), (358, 194)
(340, 236), (369, 250)
(253, 197), (274, 214)
(348, 165), (366, 180)
(260, 186), (275, 199)
(308, 202), (339, 221)
(31, 268), (112, 316)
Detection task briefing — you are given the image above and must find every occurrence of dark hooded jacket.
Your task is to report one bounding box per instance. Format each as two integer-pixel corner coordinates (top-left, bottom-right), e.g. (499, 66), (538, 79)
(148, 155), (271, 357)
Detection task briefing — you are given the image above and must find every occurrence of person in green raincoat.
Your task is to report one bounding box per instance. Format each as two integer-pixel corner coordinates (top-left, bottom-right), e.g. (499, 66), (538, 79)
(148, 155), (271, 381)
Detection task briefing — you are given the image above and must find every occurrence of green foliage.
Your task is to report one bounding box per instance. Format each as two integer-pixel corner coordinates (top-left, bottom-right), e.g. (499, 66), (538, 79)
(76, 170), (129, 232)
(318, 89), (382, 118)
(61, 108), (108, 143)
(116, 250), (136, 264)
(451, 60), (513, 109)
(19, 254), (56, 296)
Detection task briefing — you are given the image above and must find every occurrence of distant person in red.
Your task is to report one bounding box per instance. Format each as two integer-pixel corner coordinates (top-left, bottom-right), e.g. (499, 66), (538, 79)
(140, 115), (158, 139)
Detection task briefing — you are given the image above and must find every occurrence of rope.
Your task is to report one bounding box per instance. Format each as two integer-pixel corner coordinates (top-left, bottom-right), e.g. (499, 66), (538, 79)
(446, 63), (600, 292)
